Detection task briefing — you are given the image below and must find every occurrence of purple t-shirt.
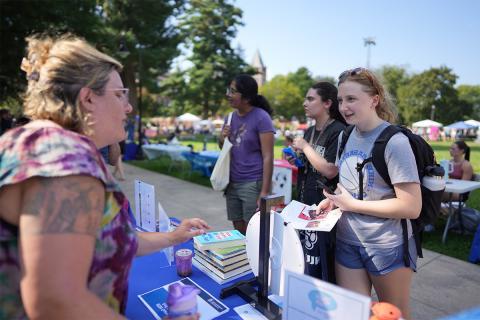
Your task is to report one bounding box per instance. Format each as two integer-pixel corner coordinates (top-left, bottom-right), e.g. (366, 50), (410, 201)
(227, 107), (274, 182)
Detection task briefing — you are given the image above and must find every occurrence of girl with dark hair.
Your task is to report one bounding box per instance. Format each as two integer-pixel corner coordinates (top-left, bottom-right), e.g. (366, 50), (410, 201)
(220, 74), (275, 234)
(289, 81), (346, 283)
(444, 140), (474, 201)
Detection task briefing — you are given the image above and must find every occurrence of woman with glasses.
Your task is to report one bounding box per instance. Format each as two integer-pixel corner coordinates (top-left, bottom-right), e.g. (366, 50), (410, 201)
(220, 74), (274, 235)
(316, 68), (421, 319)
(0, 34), (206, 319)
(288, 82), (346, 283)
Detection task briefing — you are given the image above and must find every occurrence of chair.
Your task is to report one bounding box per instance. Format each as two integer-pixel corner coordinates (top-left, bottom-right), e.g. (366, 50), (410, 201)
(167, 150), (187, 172)
(441, 173), (480, 243)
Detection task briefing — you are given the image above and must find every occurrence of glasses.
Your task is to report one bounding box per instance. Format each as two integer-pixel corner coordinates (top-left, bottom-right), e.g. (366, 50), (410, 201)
(338, 67), (369, 84)
(105, 88), (130, 102)
(226, 87), (239, 96)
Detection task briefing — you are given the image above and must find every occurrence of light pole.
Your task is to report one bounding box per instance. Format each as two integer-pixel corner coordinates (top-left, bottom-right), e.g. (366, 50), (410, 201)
(364, 37), (376, 68)
(431, 105), (436, 121)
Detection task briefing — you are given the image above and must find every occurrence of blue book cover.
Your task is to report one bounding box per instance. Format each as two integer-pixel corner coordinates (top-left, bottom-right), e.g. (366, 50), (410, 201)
(138, 277), (229, 320)
(194, 230), (245, 250)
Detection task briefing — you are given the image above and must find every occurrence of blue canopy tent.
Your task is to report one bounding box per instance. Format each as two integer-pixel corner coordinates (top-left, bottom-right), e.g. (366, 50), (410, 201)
(444, 121), (476, 130)
(444, 121), (477, 140)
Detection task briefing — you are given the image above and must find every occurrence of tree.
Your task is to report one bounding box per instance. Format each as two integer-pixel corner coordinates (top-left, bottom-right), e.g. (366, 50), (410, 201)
(0, 0), (185, 119)
(314, 75), (336, 85)
(98, 0), (186, 115)
(261, 75), (303, 119)
(287, 67), (314, 98)
(177, 0), (252, 118)
(378, 66), (410, 104)
(0, 0), (103, 101)
(396, 66), (465, 125)
(458, 85), (480, 120)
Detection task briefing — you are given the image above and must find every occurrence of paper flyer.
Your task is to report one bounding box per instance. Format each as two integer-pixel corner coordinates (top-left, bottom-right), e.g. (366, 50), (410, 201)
(138, 277), (229, 320)
(280, 200), (342, 231)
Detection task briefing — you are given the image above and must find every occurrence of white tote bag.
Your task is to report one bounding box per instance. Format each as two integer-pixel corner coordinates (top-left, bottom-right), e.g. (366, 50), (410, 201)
(210, 112), (233, 191)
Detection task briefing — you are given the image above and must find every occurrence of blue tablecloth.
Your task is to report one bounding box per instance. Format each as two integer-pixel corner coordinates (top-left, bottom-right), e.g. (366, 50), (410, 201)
(125, 242), (254, 319)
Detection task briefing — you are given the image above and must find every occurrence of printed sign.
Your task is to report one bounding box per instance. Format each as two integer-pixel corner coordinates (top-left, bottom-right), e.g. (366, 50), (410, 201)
(134, 180), (157, 231)
(282, 270), (371, 320)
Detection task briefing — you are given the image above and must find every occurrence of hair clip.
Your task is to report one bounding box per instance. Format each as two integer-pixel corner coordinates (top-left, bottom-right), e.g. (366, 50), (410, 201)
(20, 57), (32, 73)
(27, 71), (40, 81)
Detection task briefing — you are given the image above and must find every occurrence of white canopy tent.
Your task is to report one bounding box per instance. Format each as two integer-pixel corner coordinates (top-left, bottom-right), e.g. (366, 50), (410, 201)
(176, 113), (201, 122)
(411, 119), (443, 128)
(465, 119), (480, 128)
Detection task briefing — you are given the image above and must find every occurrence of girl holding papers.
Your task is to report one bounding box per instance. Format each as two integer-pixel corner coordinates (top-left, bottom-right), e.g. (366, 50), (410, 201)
(317, 68), (421, 320)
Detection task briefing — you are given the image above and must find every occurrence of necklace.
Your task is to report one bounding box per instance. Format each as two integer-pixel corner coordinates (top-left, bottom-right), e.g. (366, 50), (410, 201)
(309, 118), (333, 146)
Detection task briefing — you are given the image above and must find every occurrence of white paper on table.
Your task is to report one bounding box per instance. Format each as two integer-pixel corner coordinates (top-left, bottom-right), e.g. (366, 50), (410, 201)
(280, 200), (342, 231)
(234, 295), (283, 320)
(158, 202), (174, 266)
(282, 270), (371, 320)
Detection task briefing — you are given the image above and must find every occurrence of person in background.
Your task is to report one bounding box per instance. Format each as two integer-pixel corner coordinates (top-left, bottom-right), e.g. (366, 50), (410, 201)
(445, 140), (474, 201)
(281, 134), (294, 161)
(0, 34), (206, 320)
(219, 74), (274, 235)
(317, 68), (421, 319)
(187, 144), (198, 154)
(288, 82), (346, 283)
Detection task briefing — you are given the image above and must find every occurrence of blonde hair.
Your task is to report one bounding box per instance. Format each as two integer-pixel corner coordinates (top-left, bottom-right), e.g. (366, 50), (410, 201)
(338, 68), (397, 124)
(21, 34), (122, 134)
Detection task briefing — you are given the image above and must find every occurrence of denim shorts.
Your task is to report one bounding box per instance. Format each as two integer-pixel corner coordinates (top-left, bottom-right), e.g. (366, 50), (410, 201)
(225, 180), (262, 222)
(335, 236), (417, 276)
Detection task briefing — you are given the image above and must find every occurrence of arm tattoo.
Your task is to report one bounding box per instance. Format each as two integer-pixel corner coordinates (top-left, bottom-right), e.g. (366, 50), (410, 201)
(23, 177), (104, 236)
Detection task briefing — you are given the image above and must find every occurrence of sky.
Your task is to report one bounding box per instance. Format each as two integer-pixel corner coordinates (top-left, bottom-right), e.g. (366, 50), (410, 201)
(233, 0), (480, 86)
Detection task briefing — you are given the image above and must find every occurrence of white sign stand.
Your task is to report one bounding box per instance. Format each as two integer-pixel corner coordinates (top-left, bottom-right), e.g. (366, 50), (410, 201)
(282, 270), (371, 320)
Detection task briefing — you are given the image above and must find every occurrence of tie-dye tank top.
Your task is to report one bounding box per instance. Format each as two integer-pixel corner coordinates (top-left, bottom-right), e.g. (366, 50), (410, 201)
(0, 121), (138, 319)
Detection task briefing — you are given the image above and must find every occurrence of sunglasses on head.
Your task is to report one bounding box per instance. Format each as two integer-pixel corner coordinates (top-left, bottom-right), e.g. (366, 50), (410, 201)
(338, 67), (369, 84)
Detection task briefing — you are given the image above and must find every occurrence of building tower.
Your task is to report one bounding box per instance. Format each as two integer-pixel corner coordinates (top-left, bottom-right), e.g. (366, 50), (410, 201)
(251, 49), (266, 87)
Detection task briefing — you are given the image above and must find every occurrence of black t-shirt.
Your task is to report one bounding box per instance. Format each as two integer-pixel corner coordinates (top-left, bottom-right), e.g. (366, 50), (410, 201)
(296, 119), (345, 283)
(297, 120), (346, 205)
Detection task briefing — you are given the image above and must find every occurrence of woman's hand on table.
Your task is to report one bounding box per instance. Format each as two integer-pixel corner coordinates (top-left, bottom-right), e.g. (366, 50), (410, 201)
(170, 218), (210, 245)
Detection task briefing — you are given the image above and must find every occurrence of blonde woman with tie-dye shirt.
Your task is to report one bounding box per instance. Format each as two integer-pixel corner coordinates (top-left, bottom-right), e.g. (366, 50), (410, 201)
(0, 35), (207, 320)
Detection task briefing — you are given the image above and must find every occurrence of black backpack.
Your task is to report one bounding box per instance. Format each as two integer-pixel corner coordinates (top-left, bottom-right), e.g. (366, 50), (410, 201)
(338, 125), (445, 266)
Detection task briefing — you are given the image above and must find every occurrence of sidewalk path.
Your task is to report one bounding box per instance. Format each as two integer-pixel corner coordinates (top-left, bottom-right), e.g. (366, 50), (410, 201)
(118, 163), (480, 320)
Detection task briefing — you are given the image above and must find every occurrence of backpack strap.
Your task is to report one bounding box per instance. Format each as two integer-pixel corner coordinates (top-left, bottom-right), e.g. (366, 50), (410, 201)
(371, 125), (419, 266)
(337, 125), (355, 160)
(371, 125), (402, 187)
(356, 157), (372, 201)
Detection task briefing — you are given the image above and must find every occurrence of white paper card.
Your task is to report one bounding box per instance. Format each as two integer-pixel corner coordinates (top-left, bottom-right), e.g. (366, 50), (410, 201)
(134, 180), (157, 231)
(158, 202), (174, 266)
(234, 295), (283, 320)
(234, 304), (268, 320)
(281, 200), (342, 231)
(282, 270), (371, 320)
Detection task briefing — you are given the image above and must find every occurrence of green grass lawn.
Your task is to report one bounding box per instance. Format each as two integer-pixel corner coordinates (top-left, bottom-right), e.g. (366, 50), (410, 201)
(128, 138), (479, 263)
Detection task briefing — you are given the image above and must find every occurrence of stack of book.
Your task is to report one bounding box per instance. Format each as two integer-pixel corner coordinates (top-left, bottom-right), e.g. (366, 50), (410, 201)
(193, 230), (252, 284)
